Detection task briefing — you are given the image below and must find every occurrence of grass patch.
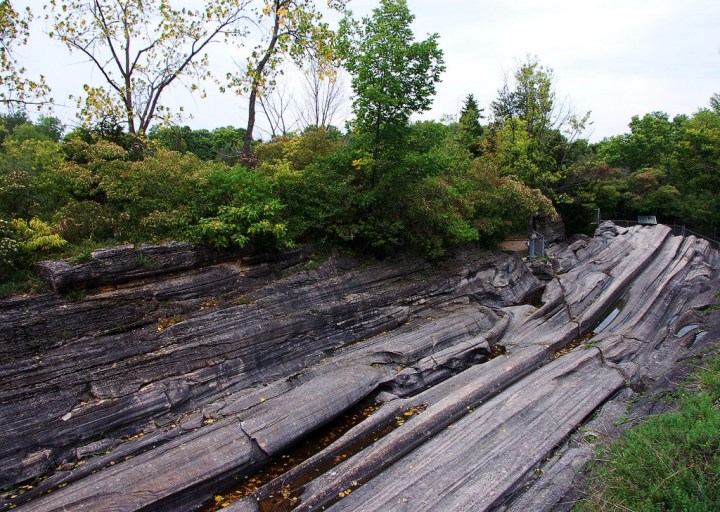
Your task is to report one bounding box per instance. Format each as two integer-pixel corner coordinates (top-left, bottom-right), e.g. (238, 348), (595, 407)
(0, 269), (46, 299)
(580, 354), (720, 511)
(64, 238), (122, 263)
(233, 295), (253, 306)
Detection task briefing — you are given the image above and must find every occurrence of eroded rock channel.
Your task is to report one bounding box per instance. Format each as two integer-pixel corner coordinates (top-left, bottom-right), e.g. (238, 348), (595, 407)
(1, 222), (718, 511)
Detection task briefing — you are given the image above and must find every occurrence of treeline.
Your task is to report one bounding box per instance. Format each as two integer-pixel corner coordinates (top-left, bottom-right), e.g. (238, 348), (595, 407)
(3, 84), (718, 279)
(592, 107), (720, 233)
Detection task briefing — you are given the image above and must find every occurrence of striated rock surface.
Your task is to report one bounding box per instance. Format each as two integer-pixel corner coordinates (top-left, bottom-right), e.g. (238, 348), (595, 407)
(34, 242), (248, 293)
(1, 222), (718, 512)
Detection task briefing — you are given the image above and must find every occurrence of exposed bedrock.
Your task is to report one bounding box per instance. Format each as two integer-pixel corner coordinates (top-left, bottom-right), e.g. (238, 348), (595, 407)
(2, 222), (718, 511)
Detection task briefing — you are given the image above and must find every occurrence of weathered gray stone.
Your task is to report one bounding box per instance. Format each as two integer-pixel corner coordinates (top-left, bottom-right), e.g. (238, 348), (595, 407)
(318, 350), (625, 512)
(229, 224), (719, 512)
(240, 365), (384, 456)
(75, 438), (116, 459)
(528, 258), (554, 280)
(2, 223), (718, 512)
(19, 418), (265, 512)
(1, 247), (540, 506)
(35, 242), (247, 292)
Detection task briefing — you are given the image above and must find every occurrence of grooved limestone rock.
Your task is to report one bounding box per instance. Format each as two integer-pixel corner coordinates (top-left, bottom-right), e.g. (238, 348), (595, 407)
(2, 222), (718, 512)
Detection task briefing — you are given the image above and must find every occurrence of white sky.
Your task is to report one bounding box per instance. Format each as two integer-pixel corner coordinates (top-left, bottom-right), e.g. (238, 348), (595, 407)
(18, 0), (720, 142)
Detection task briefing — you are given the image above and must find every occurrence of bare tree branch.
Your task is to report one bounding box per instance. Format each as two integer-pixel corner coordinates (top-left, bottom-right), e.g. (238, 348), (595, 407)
(48, 0), (254, 136)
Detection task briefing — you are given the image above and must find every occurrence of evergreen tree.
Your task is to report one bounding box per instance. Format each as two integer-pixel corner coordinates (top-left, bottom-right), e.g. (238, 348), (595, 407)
(458, 94), (484, 157)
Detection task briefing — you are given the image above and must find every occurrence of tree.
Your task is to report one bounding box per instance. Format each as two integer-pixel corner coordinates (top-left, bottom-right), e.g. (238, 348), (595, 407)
(338, 0), (445, 187)
(598, 112), (676, 172)
(258, 78), (297, 138)
(148, 124), (193, 154)
(710, 93), (720, 115)
(0, 1), (50, 109)
(208, 125), (247, 164)
(457, 93), (484, 156)
(296, 56), (347, 130)
(487, 56), (590, 199)
(0, 110), (29, 144)
(230, 0), (345, 156)
(491, 56), (559, 145)
(148, 124), (247, 163)
(47, 0), (254, 138)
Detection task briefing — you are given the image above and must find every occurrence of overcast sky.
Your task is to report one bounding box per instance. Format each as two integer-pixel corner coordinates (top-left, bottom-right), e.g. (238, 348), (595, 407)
(20, 0), (720, 141)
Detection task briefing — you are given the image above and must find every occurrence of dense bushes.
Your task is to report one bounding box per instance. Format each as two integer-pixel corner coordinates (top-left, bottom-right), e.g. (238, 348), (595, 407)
(0, 112), (558, 290)
(0, 118), (293, 285)
(3, 95), (717, 291)
(52, 143), (290, 250)
(190, 166), (290, 251)
(271, 122), (555, 257)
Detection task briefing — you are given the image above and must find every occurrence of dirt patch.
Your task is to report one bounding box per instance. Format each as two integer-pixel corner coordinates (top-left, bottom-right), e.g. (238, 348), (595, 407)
(501, 239), (528, 253)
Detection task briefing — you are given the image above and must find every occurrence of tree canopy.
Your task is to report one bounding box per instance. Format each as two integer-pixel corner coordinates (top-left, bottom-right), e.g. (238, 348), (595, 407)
(47, 0), (254, 138)
(457, 93), (484, 156)
(338, 0), (445, 186)
(0, 1), (50, 109)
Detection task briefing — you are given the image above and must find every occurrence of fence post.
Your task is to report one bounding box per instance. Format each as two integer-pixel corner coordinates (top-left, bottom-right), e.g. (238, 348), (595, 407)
(527, 232), (545, 260)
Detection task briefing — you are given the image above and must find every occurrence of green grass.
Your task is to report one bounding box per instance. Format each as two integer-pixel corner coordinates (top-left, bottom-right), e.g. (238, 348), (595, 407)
(580, 354), (720, 511)
(64, 238), (123, 263)
(0, 238), (122, 299)
(0, 269), (46, 299)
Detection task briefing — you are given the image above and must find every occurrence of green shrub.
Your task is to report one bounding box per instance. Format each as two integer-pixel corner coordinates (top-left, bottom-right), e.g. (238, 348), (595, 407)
(192, 165), (273, 217)
(256, 127), (343, 174)
(0, 136), (67, 219)
(1, 218), (67, 276)
(273, 142), (376, 249)
(0, 170), (33, 218)
(0, 137), (64, 176)
(582, 356), (720, 511)
(186, 165), (292, 251)
(52, 200), (118, 243)
(12, 218), (68, 253)
(55, 144), (203, 241)
(402, 175), (479, 259)
(192, 202), (290, 251)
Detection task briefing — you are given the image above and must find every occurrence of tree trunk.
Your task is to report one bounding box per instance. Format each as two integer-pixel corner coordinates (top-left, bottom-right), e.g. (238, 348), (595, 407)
(242, 1), (283, 157)
(242, 86), (259, 156)
(371, 121), (381, 189)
